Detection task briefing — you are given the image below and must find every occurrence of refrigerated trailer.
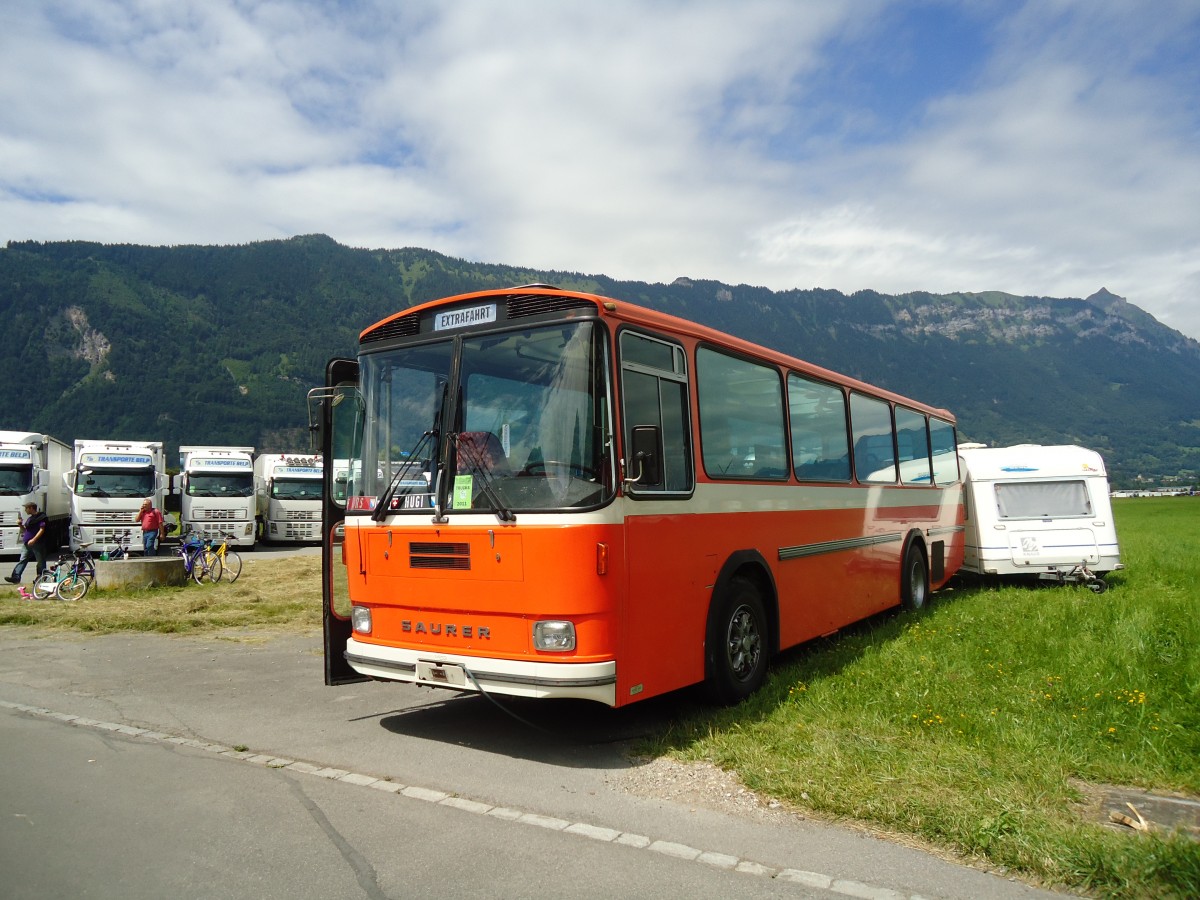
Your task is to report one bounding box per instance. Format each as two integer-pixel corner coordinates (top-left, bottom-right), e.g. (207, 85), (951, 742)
(958, 443), (1122, 589)
(0, 431), (72, 556)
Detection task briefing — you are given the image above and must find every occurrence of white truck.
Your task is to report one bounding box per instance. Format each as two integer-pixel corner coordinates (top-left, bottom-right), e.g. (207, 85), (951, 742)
(0, 431), (72, 557)
(65, 440), (167, 553)
(957, 443), (1122, 590)
(255, 453), (323, 543)
(178, 446), (257, 547)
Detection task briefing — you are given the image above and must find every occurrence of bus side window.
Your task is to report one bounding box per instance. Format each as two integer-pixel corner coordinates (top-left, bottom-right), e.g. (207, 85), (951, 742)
(789, 374), (851, 482)
(850, 393), (897, 484)
(697, 347), (787, 480)
(619, 332), (693, 494)
(895, 407), (932, 486)
(929, 418), (960, 485)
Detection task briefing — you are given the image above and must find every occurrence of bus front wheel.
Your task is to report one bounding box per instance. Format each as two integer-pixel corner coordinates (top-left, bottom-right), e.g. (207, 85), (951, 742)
(901, 542), (929, 611)
(705, 576), (768, 705)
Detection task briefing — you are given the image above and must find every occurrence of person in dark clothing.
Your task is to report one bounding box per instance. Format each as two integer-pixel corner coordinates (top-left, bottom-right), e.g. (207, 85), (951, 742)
(6, 502), (49, 584)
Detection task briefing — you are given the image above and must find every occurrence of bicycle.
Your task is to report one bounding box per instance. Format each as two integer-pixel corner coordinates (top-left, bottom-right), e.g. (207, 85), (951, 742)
(207, 532), (242, 583)
(104, 530), (132, 561)
(56, 543), (98, 601)
(32, 545), (95, 602)
(175, 530), (222, 585)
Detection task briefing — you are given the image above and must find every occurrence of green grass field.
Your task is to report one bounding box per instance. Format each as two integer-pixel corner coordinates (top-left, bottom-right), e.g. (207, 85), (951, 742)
(645, 497), (1200, 897)
(2, 498), (1197, 895)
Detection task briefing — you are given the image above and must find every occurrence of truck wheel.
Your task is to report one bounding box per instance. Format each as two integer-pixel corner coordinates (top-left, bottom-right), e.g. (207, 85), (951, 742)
(901, 542), (929, 611)
(705, 576), (768, 705)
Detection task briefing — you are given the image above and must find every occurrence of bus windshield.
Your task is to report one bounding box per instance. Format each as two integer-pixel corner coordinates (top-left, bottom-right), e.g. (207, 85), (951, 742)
(187, 473), (255, 497)
(358, 320), (612, 514)
(76, 467), (155, 497)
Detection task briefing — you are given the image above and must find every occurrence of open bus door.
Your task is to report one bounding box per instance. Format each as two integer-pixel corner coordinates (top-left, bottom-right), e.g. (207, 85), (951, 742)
(308, 359), (367, 685)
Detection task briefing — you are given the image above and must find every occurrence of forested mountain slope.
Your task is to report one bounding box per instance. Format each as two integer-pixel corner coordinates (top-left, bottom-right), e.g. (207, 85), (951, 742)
(2, 235), (1197, 486)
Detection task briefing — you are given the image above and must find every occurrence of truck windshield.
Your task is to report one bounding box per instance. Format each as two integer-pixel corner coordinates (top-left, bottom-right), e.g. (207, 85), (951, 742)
(357, 320), (612, 514)
(0, 465), (33, 496)
(76, 467), (155, 497)
(187, 474), (255, 497)
(271, 478), (321, 501)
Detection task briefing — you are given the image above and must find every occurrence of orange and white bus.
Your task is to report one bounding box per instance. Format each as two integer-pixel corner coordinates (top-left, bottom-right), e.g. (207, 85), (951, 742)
(313, 285), (964, 707)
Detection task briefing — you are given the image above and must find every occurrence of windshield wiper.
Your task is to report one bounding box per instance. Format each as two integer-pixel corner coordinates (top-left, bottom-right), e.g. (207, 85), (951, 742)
(453, 432), (515, 523)
(373, 429), (439, 522)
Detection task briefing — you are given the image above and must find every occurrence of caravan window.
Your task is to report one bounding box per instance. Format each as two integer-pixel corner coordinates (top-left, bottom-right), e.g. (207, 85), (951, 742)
(995, 480), (1092, 518)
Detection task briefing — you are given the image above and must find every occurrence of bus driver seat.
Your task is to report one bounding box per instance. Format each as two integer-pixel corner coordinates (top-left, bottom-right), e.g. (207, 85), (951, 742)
(456, 431), (513, 476)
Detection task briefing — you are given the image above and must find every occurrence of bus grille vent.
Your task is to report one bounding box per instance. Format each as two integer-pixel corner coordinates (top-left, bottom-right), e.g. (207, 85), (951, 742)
(361, 313), (421, 344)
(506, 294), (594, 319)
(409, 542), (471, 570)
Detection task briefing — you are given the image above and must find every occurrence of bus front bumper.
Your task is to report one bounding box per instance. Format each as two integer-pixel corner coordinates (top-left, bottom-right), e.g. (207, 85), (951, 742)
(344, 637), (617, 706)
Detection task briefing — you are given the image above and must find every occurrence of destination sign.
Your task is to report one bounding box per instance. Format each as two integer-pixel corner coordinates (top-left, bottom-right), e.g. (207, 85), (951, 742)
(434, 303), (496, 331)
(278, 467), (322, 476)
(81, 453), (153, 466)
(195, 459), (252, 469)
(0, 449), (31, 461)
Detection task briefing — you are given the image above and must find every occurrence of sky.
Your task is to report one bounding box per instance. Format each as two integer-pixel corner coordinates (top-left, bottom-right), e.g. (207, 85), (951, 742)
(3, 0), (1199, 339)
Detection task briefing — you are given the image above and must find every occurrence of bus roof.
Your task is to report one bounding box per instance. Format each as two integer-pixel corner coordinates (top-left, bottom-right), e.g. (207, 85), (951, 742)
(361, 286), (956, 422)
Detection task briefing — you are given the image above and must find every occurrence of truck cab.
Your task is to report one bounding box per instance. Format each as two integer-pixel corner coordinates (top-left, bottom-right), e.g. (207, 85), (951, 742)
(178, 446), (257, 547)
(254, 454), (323, 543)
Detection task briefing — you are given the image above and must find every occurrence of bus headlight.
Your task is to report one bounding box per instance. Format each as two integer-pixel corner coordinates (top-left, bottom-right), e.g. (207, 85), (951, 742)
(351, 606), (372, 635)
(533, 620), (575, 652)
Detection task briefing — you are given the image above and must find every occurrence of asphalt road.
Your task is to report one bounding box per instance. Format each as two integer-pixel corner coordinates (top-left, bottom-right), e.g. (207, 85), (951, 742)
(0, 581), (1070, 900)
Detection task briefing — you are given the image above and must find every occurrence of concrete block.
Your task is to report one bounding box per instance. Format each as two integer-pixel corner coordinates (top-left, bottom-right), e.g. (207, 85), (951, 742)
(94, 557), (188, 589)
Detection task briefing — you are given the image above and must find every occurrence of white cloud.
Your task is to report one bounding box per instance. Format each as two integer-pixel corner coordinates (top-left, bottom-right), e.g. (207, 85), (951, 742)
(1, 0), (1198, 339)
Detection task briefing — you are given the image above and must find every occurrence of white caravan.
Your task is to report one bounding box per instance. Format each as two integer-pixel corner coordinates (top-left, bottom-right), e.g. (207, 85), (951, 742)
(0, 431), (72, 556)
(957, 443), (1122, 589)
(255, 453), (322, 543)
(178, 446), (257, 547)
(65, 440), (167, 552)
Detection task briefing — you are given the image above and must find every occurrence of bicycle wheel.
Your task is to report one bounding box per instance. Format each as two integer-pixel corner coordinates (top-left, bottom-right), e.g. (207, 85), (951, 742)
(32, 570), (57, 600)
(191, 548), (222, 585)
(56, 572), (90, 602)
(221, 549), (242, 583)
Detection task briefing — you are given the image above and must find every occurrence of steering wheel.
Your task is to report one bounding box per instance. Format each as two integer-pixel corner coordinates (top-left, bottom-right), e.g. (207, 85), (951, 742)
(519, 460), (598, 479)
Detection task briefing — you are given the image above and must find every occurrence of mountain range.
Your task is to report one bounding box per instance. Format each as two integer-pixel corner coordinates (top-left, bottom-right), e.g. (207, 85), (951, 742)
(2, 234), (1197, 487)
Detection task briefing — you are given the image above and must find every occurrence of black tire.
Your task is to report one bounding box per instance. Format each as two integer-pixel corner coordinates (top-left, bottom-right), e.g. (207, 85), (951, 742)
(191, 549), (222, 585)
(705, 576), (768, 705)
(56, 572), (89, 602)
(901, 541), (929, 611)
(222, 549), (242, 583)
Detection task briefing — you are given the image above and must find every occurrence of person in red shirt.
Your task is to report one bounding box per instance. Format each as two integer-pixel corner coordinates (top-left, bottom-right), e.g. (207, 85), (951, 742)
(135, 499), (164, 556)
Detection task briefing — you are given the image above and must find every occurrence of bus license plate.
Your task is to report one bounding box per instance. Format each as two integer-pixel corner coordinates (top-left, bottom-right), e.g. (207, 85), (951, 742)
(416, 661), (467, 688)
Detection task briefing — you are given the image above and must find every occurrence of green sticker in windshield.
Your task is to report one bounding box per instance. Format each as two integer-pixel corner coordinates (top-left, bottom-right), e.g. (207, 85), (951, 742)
(452, 475), (473, 509)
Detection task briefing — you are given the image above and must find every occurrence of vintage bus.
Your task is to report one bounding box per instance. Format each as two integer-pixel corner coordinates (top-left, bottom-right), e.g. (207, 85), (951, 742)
(312, 285), (964, 707)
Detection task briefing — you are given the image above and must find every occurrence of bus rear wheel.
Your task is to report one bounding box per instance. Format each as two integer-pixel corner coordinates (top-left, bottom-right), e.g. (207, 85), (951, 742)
(901, 542), (929, 611)
(705, 576), (768, 705)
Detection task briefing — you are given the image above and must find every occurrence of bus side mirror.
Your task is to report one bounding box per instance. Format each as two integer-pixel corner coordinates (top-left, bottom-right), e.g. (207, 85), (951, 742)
(626, 426), (663, 488)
